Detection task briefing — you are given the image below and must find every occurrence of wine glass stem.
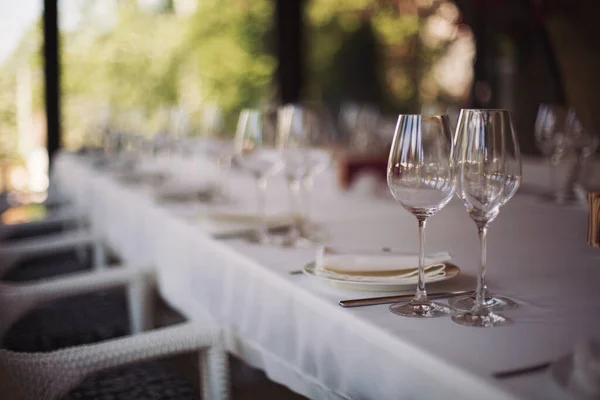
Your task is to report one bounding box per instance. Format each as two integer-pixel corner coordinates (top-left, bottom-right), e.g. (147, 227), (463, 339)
(548, 156), (555, 192)
(415, 217), (428, 301)
(474, 224), (489, 312)
(215, 156), (230, 198)
(256, 175), (268, 238)
(302, 175), (314, 222)
(287, 177), (302, 238)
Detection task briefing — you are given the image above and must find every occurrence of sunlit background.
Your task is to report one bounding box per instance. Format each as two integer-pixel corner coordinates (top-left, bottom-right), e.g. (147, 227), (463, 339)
(1, 0), (597, 197)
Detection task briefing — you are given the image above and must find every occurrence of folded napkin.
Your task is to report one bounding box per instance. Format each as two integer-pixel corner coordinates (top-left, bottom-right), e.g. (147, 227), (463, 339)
(315, 247), (451, 282)
(196, 212), (296, 238)
(566, 338), (600, 397)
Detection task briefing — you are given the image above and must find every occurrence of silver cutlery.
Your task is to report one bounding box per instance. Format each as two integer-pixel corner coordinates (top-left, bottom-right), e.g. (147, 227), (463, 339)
(492, 362), (551, 379)
(338, 291), (474, 308)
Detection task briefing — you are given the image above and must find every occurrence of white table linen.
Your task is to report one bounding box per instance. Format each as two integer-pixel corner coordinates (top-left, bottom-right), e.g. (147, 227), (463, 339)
(53, 152), (600, 400)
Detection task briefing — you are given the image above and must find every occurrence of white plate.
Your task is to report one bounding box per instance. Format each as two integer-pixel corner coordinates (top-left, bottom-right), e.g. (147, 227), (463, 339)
(550, 354), (600, 399)
(302, 262), (460, 292)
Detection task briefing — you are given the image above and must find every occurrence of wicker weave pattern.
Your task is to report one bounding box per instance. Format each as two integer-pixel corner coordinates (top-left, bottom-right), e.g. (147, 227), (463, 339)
(64, 361), (199, 399)
(0, 322), (226, 400)
(0, 231), (97, 278)
(0, 268), (152, 338)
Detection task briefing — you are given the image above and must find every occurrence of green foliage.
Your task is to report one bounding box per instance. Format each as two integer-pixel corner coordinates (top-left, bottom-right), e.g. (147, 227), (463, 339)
(0, 21), (43, 162)
(305, 1), (465, 113)
(1, 0), (277, 152)
(0, 0), (469, 155)
(182, 0), (276, 131)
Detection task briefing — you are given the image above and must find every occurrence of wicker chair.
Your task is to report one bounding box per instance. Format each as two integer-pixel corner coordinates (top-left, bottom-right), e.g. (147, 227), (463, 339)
(0, 268), (230, 400)
(0, 208), (83, 242)
(0, 231), (106, 279)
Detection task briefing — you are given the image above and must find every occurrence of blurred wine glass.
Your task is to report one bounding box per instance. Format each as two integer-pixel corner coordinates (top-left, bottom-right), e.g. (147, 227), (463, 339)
(340, 103), (381, 154)
(534, 104), (573, 202)
(277, 104), (334, 246)
(195, 104), (233, 201)
(452, 109), (520, 327)
(566, 110), (599, 196)
(234, 109), (283, 243)
(387, 114), (455, 318)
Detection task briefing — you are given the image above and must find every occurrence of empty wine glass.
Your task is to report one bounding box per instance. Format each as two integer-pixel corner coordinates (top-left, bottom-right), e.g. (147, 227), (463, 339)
(566, 110), (599, 195)
(300, 106), (335, 240)
(449, 110), (522, 312)
(278, 104), (334, 245)
(195, 105), (233, 202)
(535, 104), (567, 158)
(534, 104), (573, 202)
(387, 115), (456, 318)
(276, 104), (312, 246)
(452, 109), (519, 327)
(234, 109), (283, 243)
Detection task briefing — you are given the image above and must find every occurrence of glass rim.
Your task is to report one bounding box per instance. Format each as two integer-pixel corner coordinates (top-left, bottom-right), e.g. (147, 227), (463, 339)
(459, 109), (512, 113)
(396, 114), (449, 118)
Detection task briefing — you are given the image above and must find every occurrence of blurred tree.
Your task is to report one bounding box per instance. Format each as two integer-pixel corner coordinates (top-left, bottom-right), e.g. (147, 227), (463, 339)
(61, 0), (185, 146)
(0, 20), (43, 165)
(305, 0), (472, 115)
(1, 0), (276, 153)
(181, 0), (276, 132)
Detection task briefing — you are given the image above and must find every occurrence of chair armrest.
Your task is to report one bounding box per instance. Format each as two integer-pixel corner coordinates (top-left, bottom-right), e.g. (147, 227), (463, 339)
(0, 321), (223, 400)
(0, 267), (154, 338)
(0, 231), (97, 277)
(0, 231), (95, 255)
(0, 210), (83, 240)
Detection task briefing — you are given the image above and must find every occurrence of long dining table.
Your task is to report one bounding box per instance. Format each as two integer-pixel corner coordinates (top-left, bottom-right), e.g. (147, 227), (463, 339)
(53, 151), (600, 400)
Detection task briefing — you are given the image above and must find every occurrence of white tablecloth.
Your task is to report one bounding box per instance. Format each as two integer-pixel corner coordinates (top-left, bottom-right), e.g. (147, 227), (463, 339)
(53, 152), (600, 400)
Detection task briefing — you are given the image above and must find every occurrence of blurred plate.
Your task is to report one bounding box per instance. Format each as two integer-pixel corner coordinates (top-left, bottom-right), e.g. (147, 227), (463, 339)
(302, 262), (460, 292)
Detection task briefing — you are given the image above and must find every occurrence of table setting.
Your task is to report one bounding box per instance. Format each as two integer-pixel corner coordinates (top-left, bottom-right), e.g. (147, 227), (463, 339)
(53, 104), (600, 400)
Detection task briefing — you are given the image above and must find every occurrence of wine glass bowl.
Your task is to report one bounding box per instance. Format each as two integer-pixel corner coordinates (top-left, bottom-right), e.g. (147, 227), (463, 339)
(535, 104), (568, 158)
(534, 104), (582, 204)
(387, 115), (455, 318)
(566, 110), (598, 157)
(235, 110), (282, 179)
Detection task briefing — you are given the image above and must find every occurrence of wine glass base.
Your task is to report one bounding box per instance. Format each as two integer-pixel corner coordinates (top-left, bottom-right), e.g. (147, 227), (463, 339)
(451, 309), (512, 327)
(448, 294), (518, 312)
(389, 299), (451, 318)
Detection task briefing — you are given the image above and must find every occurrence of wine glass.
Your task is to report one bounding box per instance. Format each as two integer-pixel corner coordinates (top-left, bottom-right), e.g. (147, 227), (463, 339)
(234, 109), (283, 243)
(277, 104), (334, 245)
(449, 110), (522, 313)
(201, 105), (233, 201)
(276, 104), (312, 246)
(451, 109), (519, 327)
(299, 105), (335, 240)
(566, 110), (599, 195)
(534, 104), (574, 202)
(387, 115), (456, 318)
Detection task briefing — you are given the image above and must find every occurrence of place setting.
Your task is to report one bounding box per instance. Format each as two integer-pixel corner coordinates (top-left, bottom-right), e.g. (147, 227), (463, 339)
(188, 105), (335, 245)
(50, 103), (600, 400)
(287, 110), (524, 328)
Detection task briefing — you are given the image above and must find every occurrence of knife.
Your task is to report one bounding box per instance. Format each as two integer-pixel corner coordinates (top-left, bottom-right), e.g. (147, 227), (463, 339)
(492, 362), (551, 379)
(339, 290), (474, 308)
